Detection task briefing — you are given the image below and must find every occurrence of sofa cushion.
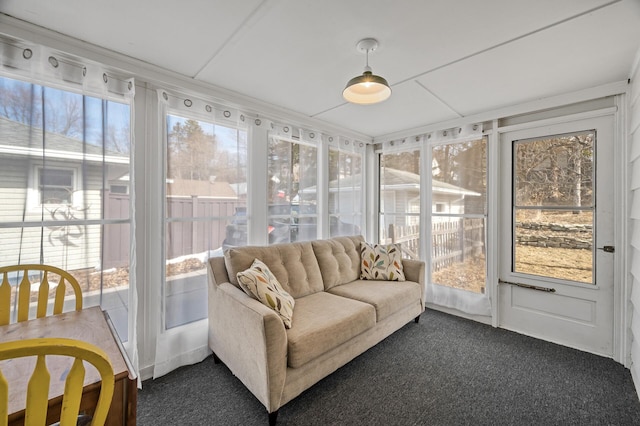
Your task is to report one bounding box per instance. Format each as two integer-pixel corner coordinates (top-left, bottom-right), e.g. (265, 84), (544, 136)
(327, 279), (421, 322)
(286, 292), (375, 368)
(236, 259), (295, 328)
(312, 235), (364, 290)
(360, 242), (405, 281)
(225, 242), (324, 298)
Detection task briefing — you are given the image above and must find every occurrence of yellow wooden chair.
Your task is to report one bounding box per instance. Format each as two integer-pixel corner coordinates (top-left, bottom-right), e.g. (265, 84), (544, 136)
(0, 337), (115, 426)
(0, 264), (83, 326)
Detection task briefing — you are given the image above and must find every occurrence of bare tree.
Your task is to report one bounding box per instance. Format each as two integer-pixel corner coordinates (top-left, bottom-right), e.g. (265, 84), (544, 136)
(514, 133), (593, 211)
(46, 95), (82, 138)
(167, 119), (216, 180)
(381, 150), (420, 175)
(0, 81), (42, 126)
(106, 121), (131, 154)
(1, 80), (84, 139)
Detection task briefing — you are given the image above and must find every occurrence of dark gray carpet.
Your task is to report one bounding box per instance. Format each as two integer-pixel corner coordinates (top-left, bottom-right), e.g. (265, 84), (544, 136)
(137, 309), (640, 425)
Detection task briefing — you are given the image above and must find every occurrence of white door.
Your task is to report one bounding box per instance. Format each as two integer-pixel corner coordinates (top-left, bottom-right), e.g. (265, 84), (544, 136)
(498, 114), (615, 357)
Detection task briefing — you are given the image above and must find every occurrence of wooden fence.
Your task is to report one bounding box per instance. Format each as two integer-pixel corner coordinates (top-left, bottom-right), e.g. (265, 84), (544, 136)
(383, 218), (485, 271)
(383, 224), (420, 259)
(164, 196), (242, 259)
(105, 193), (485, 272)
(104, 194), (243, 267)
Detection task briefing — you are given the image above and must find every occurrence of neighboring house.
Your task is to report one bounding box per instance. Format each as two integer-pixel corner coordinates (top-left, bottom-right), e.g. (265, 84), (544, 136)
(380, 167), (481, 222)
(228, 182), (247, 200)
(166, 178), (238, 199)
(299, 167), (480, 229)
(0, 116), (129, 271)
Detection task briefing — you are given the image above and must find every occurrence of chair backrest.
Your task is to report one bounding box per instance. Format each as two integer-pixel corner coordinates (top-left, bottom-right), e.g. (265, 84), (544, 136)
(0, 337), (115, 426)
(0, 264), (83, 326)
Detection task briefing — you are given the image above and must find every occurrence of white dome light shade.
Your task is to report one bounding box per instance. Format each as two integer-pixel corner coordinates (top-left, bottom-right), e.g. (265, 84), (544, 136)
(342, 38), (391, 105)
(343, 70), (391, 104)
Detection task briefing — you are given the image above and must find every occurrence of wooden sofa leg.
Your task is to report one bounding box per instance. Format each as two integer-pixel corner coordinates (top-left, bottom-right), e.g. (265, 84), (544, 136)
(414, 315), (420, 324)
(268, 410), (279, 426)
(212, 351), (222, 364)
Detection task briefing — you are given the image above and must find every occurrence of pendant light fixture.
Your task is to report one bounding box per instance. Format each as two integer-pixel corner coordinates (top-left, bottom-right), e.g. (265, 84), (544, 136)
(343, 38), (391, 105)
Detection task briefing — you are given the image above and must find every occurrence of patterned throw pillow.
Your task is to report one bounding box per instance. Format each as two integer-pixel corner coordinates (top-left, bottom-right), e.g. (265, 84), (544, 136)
(236, 259), (295, 328)
(360, 243), (405, 281)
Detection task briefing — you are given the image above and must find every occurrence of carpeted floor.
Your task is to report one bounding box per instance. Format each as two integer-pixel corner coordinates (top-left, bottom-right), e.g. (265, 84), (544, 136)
(137, 309), (640, 425)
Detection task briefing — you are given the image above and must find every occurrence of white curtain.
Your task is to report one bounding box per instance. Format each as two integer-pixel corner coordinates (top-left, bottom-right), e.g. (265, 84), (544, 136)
(425, 124), (491, 316)
(151, 104), (369, 376)
(153, 88), (248, 377)
(378, 124), (491, 316)
(268, 125), (367, 242)
(0, 36), (139, 372)
(326, 135), (367, 238)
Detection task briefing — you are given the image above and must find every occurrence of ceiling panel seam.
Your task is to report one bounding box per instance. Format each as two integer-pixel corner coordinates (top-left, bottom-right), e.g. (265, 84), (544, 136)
(191, 0), (272, 79)
(309, 0), (622, 124)
(391, 0), (623, 87)
(310, 101), (349, 119)
(413, 80), (462, 118)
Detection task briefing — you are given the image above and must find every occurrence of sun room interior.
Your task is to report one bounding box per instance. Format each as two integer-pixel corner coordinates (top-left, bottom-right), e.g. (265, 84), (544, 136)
(1, 0), (640, 398)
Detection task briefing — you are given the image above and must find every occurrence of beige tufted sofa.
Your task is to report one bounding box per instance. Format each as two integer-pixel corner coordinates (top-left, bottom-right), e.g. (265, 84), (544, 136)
(207, 235), (425, 425)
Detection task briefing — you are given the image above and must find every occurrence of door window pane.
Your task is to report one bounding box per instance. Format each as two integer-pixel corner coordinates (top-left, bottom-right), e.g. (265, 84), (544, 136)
(431, 138), (487, 294)
(513, 131), (594, 284)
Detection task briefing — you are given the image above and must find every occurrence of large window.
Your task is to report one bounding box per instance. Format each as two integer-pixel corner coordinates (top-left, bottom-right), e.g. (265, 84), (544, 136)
(431, 137), (487, 294)
(164, 114), (247, 328)
(0, 75), (132, 339)
(267, 137), (317, 244)
(329, 147), (363, 237)
(379, 150), (421, 258)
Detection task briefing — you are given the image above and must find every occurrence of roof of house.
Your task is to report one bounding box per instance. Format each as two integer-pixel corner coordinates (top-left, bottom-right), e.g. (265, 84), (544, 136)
(166, 178), (238, 198)
(0, 116), (128, 163)
(300, 167), (481, 197)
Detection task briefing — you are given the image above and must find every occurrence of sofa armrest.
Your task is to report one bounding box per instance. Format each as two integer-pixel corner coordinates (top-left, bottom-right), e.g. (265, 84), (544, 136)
(402, 259), (425, 284)
(402, 259), (425, 308)
(208, 262), (288, 413)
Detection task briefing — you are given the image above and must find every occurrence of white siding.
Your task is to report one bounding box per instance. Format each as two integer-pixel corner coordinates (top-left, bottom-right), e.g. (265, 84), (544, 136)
(629, 47), (640, 396)
(0, 156), (107, 272)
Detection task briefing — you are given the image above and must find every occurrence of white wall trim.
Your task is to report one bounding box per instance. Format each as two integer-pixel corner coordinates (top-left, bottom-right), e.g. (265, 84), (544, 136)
(628, 48), (640, 398)
(630, 46), (640, 81)
(615, 93), (629, 366)
(374, 81), (628, 144)
(426, 303), (492, 326)
(365, 145), (378, 244)
(496, 106), (618, 133)
(488, 124), (500, 327)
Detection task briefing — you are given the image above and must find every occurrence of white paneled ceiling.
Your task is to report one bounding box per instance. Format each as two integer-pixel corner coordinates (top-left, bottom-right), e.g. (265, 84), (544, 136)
(1, 0), (639, 139)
